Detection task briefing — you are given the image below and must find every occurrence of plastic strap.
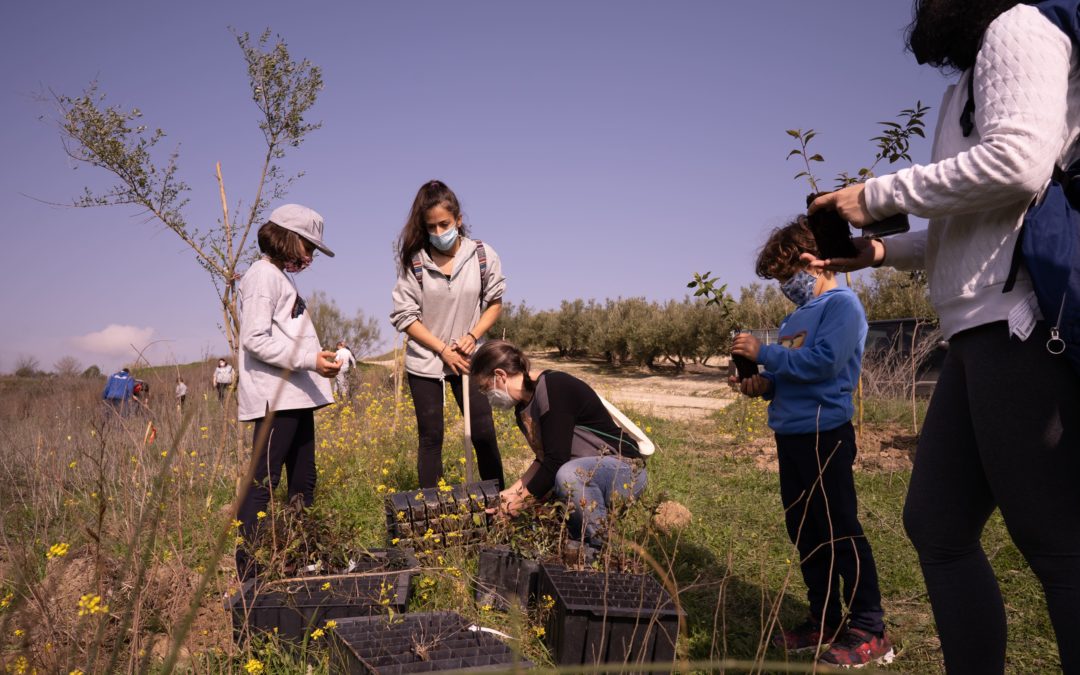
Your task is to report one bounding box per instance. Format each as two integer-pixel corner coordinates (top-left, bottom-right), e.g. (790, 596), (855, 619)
(475, 240), (488, 302)
(411, 253), (424, 289)
(960, 69), (976, 138)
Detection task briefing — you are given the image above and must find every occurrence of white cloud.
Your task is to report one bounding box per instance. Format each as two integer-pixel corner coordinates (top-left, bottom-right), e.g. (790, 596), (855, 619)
(70, 324), (156, 357)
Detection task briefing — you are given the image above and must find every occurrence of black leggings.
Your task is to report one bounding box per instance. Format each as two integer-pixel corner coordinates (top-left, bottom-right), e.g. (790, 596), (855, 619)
(903, 322), (1080, 674)
(777, 422), (884, 633)
(408, 373), (504, 490)
(235, 408), (316, 581)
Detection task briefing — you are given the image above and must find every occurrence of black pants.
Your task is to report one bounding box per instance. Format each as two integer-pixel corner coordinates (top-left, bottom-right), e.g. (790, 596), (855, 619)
(776, 421), (885, 634)
(903, 322), (1080, 674)
(408, 373), (504, 490)
(216, 382), (229, 402)
(235, 408), (317, 581)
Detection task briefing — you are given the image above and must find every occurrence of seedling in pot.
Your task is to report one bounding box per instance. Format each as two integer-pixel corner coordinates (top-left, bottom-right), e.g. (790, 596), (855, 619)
(786, 102), (929, 254)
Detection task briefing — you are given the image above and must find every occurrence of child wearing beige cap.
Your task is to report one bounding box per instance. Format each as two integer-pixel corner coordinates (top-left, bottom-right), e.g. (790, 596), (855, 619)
(234, 204), (341, 581)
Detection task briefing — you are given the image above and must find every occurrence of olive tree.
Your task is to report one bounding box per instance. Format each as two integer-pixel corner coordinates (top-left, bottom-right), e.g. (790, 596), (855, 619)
(307, 290), (382, 358)
(54, 29), (323, 356)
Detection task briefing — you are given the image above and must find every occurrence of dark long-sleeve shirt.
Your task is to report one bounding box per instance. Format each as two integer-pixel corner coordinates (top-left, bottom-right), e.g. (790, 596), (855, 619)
(517, 370), (641, 497)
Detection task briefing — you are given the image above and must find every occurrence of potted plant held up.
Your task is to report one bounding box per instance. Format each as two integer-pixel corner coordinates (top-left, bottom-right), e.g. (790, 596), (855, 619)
(786, 102), (930, 258)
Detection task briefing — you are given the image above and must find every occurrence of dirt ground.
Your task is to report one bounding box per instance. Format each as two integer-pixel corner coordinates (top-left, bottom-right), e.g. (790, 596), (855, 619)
(365, 352), (918, 472)
(528, 355), (736, 421)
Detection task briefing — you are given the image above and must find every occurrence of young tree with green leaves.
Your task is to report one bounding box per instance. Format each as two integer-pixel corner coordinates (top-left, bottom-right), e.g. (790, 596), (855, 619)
(53, 29), (323, 357)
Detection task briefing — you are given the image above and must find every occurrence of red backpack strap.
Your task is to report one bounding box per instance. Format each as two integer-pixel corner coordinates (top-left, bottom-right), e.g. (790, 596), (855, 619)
(410, 253), (424, 289)
(475, 240), (488, 302)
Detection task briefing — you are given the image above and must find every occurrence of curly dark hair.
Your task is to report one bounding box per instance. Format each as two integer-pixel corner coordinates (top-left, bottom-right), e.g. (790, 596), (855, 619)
(755, 216), (819, 281)
(906, 0), (1021, 72)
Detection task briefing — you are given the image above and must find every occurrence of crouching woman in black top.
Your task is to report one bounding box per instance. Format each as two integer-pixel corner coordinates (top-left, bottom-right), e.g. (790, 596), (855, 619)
(469, 340), (647, 547)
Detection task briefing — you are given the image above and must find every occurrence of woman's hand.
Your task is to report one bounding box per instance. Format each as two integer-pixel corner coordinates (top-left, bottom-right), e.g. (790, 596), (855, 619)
(315, 351), (342, 378)
(487, 484), (530, 518)
(438, 342), (470, 375)
(455, 332), (478, 356)
(808, 183), (873, 227)
(732, 333), (762, 362)
(800, 237), (885, 274)
(739, 374), (773, 398)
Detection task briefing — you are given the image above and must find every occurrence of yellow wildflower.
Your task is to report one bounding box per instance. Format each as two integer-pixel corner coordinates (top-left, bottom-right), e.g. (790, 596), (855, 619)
(311, 627), (325, 640)
(47, 542), (70, 559)
(76, 593), (108, 617)
(256, 511), (267, 520)
(324, 619), (337, 630)
(243, 659), (264, 675)
(321, 582), (331, 591)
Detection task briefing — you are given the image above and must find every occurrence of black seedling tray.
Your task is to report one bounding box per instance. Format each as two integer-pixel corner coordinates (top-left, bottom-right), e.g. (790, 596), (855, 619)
(537, 564), (683, 673)
(328, 610), (531, 674)
(475, 545), (541, 610)
(384, 480), (500, 550)
(227, 549), (416, 644)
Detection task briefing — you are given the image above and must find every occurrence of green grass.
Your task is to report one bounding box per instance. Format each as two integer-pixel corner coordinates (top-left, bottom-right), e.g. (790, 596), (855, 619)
(0, 369), (1059, 673)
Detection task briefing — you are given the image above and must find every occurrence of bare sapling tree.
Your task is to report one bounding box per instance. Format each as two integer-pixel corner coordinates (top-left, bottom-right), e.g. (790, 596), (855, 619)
(53, 28), (323, 357)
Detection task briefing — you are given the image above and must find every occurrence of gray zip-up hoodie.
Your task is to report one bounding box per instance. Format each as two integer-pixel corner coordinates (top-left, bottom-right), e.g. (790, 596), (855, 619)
(237, 258), (333, 421)
(390, 237), (506, 378)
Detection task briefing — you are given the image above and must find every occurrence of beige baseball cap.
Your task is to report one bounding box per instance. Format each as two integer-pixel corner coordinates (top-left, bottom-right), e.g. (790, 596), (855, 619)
(269, 204), (335, 257)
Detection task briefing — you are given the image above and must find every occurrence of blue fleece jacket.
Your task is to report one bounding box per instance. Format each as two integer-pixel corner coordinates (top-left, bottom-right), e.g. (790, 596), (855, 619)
(757, 287), (867, 435)
(102, 371), (135, 401)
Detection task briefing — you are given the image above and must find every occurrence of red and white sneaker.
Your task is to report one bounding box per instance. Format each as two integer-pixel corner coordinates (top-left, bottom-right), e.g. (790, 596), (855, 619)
(817, 627), (895, 668)
(771, 618), (841, 654)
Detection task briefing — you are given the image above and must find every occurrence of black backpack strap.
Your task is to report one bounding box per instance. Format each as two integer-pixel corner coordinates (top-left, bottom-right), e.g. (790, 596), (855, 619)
(474, 240), (488, 302)
(1002, 223), (1025, 293)
(411, 253), (424, 289)
(960, 69), (976, 138)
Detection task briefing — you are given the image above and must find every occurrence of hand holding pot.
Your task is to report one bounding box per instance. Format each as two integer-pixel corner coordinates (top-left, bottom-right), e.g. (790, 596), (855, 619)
(801, 237), (885, 274)
(809, 183), (873, 227)
(732, 333), (762, 363)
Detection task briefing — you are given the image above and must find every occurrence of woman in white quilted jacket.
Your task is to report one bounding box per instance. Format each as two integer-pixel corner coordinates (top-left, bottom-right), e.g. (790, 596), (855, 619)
(808, 1), (1080, 671)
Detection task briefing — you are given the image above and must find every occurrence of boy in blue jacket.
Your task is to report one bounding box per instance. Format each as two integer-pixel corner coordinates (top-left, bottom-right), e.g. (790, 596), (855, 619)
(732, 217), (893, 668)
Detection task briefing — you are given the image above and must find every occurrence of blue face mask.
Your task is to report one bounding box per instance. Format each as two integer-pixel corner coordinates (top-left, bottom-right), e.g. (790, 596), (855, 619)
(429, 227), (459, 252)
(780, 271), (817, 306)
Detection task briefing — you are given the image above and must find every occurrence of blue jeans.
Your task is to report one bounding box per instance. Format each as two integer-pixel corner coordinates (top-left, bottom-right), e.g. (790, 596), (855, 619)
(554, 456), (646, 546)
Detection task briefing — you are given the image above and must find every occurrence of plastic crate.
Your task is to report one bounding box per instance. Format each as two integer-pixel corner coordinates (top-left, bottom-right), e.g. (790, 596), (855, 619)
(537, 564), (683, 672)
(328, 610), (531, 674)
(227, 549), (416, 643)
(475, 545), (541, 610)
(384, 480), (500, 550)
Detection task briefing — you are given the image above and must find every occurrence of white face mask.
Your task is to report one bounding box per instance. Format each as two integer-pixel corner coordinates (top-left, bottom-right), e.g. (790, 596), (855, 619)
(485, 376), (516, 409)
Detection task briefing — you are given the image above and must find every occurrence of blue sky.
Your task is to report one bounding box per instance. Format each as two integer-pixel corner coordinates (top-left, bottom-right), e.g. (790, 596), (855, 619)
(0, 1), (950, 373)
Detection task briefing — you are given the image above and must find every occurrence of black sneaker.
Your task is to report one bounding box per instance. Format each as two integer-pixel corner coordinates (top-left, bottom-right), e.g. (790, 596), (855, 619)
(772, 618), (841, 654)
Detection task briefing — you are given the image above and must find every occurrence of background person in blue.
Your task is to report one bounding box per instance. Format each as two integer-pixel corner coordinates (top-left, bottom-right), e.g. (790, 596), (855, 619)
(102, 367), (135, 416)
(731, 217), (893, 668)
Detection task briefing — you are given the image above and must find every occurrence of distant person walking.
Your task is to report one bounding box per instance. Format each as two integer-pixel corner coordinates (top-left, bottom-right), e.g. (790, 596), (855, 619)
(175, 377), (188, 411)
(102, 367), (135, 416)
(391, 180), (506, 490)
(213, 359), (234, 402)
(234, 203), (340, 581)
(333, 340), (356, 398)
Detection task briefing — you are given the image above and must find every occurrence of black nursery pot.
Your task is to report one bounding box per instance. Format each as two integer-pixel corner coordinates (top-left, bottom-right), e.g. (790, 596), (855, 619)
(328, 610), (532, 674)
(383, 480), (501, 550)
(537, 564), (684, 674)
(806, 192), (858, 259)
(225, 549), (416, 644)
(474, 545), (542, 610)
